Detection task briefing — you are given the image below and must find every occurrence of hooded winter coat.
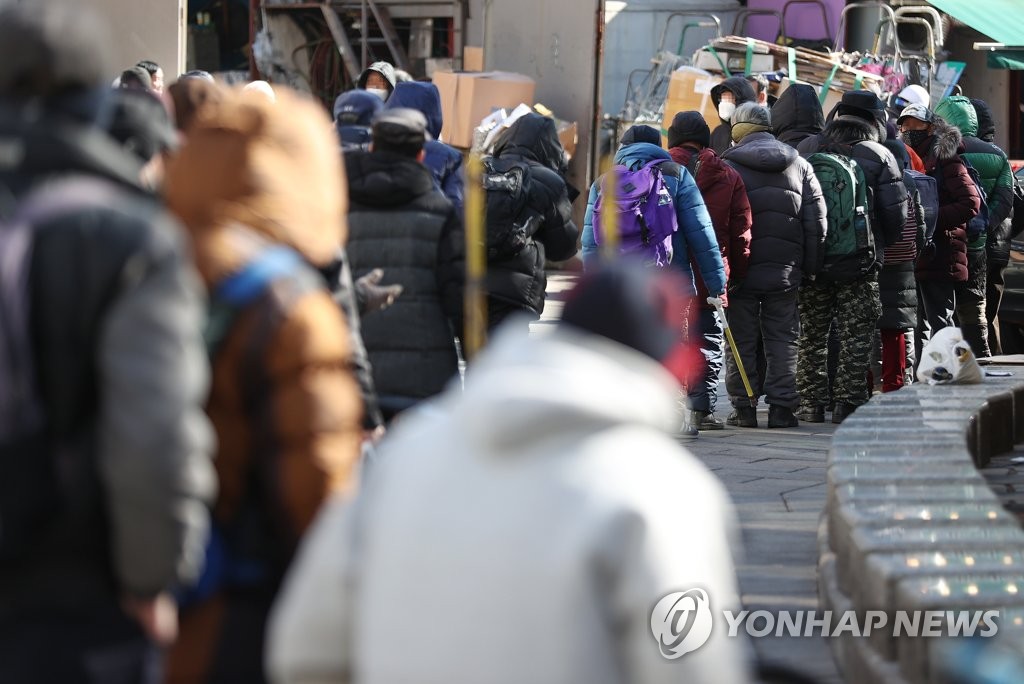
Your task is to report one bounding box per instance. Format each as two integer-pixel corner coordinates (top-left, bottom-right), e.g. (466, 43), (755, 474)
(580, 142), (726, 299)
(709, 77), (757, 155)
(267, 324), (751, 684)
(798, 115), (909, 260)
(385, 81), (465, 215)
(356, 61), (397, 95)
(345, 148), (464, 411)
(934, 96), (1014, 262)
(909, 117), (981, 283)
(669, 144), (752, 307)
(771, 83), (824, 149)
(489, 113), (579, 314)
(721, 132), (827, 293)
(164, 88), (364, 682)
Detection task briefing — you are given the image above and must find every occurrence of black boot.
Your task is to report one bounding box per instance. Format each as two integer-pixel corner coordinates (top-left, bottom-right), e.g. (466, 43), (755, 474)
(831, 402), (859, 424)
(726, 406), (758, 428)
(795, 405), (825, 423)
(768, 404), (799, 428)
(690, 410), (725, 431)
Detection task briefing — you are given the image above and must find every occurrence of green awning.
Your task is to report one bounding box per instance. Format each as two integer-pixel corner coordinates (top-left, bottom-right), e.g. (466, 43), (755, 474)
(926, 0), (1024, 46)
(988, 49), (1024, 70)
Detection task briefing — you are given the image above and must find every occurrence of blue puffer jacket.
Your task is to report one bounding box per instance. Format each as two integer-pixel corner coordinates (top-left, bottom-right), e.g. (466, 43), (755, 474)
(581, 142), (726, 297)
(385, 81), (464, 215)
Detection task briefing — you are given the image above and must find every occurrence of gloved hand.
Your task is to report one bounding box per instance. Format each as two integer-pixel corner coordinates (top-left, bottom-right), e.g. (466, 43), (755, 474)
(355, 269), (403, 315)
(706, 294), (724, 309)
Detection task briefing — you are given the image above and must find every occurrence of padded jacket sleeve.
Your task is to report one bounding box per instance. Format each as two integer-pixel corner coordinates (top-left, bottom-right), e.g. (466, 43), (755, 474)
(581, 181), (600, 271)
(672, 168), (726, 295)
(727, 172), (753, 281)
(797, 158), (828, 276)
(436, 204), (466, 339)
(97, 215), (216, 597)
(864, 143), (909, 248)
(533, 167), (579, 262)
(938, 158), (981, 235)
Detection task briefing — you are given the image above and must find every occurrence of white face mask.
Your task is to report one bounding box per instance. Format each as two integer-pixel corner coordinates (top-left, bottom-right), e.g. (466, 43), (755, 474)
(718, 101), (736, 122)
(367, 87), (389, 101)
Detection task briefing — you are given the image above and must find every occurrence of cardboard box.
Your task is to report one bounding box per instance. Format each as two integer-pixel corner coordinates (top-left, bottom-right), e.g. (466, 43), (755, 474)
(661, 67), (723, 145)
(694, 49), (776, 75)
(557, 120), (577, 159)
(463, 46), (484, 72)
(433, 70), (536, 149)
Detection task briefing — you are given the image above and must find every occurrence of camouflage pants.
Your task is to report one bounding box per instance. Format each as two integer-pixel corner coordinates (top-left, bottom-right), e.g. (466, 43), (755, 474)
(798, 275), (881, 407)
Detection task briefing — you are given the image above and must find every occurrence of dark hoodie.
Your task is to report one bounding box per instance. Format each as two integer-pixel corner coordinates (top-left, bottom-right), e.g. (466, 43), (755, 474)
(771, 83), (824, 149)
(799, 114), (909, 259)
(356, 61), (397, 95)
(489, 113), (579, 315)
(708, 77), (757, 155)
(970, 98), (997, 143)
(384, 81), (464, 214)
(909, 117), (980, 283)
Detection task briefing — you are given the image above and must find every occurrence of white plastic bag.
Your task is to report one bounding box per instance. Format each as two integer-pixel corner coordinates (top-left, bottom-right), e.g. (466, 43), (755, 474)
(917, 327), (984, 385)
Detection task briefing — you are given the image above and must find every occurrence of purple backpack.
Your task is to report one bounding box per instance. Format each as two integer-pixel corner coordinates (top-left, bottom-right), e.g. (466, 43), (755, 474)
(593, 160), (678, 267)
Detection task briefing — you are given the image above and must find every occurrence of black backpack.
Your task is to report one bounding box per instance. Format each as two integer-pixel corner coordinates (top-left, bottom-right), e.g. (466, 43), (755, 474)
(0, 177), (121, 561)
(481, 157), (541, 261)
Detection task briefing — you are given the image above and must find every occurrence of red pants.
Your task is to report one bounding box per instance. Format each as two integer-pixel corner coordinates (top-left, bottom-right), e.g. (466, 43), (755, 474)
(880, 329), (906, 393)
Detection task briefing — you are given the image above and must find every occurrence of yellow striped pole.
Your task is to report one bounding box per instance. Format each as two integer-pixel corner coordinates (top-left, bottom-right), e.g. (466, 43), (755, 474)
(598, 153), (619, 263)
(463, 153), (488, 360)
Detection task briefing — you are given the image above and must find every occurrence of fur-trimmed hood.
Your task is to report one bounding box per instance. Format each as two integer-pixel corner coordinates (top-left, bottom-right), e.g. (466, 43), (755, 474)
(921, 116), (963, 162)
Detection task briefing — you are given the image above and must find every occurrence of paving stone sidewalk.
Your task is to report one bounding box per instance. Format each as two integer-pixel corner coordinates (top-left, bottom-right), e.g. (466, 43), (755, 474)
(540, 274), (843, 682)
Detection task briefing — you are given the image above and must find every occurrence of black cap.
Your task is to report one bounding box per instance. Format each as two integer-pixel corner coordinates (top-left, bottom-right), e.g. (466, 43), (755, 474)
(372, 107), (430, 150)
(0, 1), (113, 101)
(837, 89), (887, 124)
(106, 89), (177, 163)
(667, 111), (711, 149)
(620, 124), (661, 147)
(119, 66), (152, 91)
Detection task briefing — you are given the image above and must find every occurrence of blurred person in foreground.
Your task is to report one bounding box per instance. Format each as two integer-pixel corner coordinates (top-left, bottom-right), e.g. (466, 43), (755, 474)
(266, 259), (751, 684)
(163, 87), (364, 683)
(0, 2), (215, 682)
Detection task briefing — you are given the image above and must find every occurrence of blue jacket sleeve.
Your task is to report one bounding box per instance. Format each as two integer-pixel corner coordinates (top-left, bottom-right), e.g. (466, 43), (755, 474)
(581, 181), (600, 271)
(672, 168), (726, 295)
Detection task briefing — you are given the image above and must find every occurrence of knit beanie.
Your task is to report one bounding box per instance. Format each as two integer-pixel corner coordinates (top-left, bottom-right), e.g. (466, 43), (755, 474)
(667, 111), (711, 149)
(730, 102), (772, 143)
(619, 124), (661, 146)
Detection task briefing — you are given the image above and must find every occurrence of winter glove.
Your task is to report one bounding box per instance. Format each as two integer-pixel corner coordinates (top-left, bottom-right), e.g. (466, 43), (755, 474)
(355, 269), (403, 315)
(706, 295), (724, 310)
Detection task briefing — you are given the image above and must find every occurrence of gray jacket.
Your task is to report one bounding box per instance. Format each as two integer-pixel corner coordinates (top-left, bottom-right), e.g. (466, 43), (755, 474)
(722, 132), (827, 293)
(0, 112), (215, 612)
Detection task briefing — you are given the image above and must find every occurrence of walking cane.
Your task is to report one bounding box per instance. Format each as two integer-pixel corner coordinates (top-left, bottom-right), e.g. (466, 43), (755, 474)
(708, 296), (757, 408)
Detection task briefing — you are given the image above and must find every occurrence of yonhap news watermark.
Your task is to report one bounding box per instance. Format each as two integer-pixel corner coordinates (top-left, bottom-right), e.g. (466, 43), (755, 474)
(651, 589), (1002, 659)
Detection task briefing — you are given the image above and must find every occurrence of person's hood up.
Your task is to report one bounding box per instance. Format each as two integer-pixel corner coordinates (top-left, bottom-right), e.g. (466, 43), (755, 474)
(722, 131), (796, 173)
(384, 81), (443, 139)
(822, 114), (883, 145)
(934, 96), (978, 138)
(164, 87), (346, 285)
(922, 115), (964, 162)
(357, 61), (396, 92)
(345, 149), (435, 208)
(614, 142), (671, 170)
(455, 325), (679, 451)
(493, 112), (567, 176)
(710, 76), (757, 109)
(970, 98), (996, 142)
(332, 89), (382, 126)
(771, 83), (824, 145)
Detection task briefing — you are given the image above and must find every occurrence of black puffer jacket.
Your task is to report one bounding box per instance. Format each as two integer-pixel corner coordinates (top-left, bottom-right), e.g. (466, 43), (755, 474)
(771, 83), (824, 149)
(345, 150), (464, 411)
(798, 115), (909, 257)
(709, 77), (757, 155)
(722, 131), (827, 294)
(489, 113), (578, 315)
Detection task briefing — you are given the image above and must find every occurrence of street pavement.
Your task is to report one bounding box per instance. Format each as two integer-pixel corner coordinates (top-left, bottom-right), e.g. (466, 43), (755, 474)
(538, 274), (843, 683)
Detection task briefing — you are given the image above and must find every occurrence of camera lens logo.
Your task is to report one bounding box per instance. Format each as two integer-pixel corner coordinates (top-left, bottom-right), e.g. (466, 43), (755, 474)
(650, 589), (714, 659)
